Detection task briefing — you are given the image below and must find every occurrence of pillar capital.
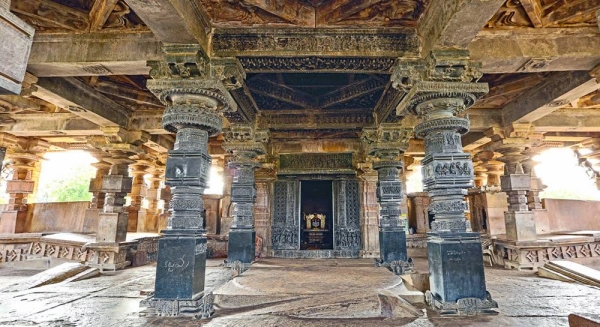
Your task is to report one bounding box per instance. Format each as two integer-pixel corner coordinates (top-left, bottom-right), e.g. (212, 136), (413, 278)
(222, 124), (269, 164)
(361, 126), (412, 161)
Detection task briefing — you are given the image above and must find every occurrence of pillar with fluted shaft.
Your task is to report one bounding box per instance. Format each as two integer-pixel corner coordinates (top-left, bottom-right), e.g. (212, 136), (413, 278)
(222, 125), (268, 264)
(141, 46), (242, 318)
(392, 50), (497, 315)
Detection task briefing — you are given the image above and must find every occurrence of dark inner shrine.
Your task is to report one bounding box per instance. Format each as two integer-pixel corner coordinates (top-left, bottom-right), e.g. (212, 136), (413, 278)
(300, 180), (333, 250)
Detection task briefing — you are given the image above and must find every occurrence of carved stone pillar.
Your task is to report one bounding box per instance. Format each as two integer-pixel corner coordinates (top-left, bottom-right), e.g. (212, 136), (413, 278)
(86, 155), (134, 270)
(138, 165), (164, 233)
(491, 125), (539, 242)
(393, 50), (497, 314)
(83, 155), (111, 233)
(158, 184), (171, 232)
(254, 163), (275, 257)
(362, 127), (412, 265)
(222, 125), (268, 264)
(475, 150), (504, 190)
(522, 158), (545, 211)
(141, 46), (241, 317)
(357, 163), (379, 258)
(0, 136), (48, 233)
(127, 161), (149, 232)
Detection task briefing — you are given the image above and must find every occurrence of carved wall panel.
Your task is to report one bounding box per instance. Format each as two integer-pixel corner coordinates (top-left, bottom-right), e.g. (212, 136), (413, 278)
(271, 180), (299, 250)
(333, 179), (361, 251)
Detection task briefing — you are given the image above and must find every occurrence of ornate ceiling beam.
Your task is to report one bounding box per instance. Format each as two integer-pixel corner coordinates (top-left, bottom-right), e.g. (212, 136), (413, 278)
(258, 111), (374, 130)
(320, 76), (387, 109)
(248, 79), (317, 109)
(419, 0), (505, 52)
(27, 32), (162, 77)
(93, 80), (163, 108)
(227, 82), (258, 124)
(502, 70), (600, 125)
(211, 28), (419, 57)
(470, 28), (600, 73)
(238, 57), (397, 74)
(34, 77), (131, 128)
(533, 109), (600, 132)
(0, 112), (101, 137)
(123, 0), (210, 50)
(89, 0), (120, 31)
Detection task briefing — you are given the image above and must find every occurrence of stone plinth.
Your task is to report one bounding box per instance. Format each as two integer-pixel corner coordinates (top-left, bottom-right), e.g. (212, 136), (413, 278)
(505, 211), (536, 242)
(96, 212), (128, 243)
(426, 232), (497, 315)
(154, 230), (207, 299)
(0, 5), (34, 94)
(379, 229), (407, 262)
(227, 229), (255, 263)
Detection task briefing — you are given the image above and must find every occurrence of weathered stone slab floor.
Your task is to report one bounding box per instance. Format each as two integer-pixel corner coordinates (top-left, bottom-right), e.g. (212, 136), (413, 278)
(0, 258), (599, 327)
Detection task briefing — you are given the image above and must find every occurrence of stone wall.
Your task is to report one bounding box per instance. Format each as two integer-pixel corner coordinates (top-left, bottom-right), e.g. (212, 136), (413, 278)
(25, 202), (90, 233)
(537, 198), (600, 233)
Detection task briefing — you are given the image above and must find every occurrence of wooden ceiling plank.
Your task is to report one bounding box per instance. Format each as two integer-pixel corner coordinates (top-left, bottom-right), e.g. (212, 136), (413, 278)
(89, 0), (120, 31)
(519, 0), (544, 28)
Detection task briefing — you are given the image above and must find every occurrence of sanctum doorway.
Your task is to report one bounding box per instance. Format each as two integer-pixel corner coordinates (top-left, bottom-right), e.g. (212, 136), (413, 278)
(270, 153), (362, 258)
(300, 180), (334, 250)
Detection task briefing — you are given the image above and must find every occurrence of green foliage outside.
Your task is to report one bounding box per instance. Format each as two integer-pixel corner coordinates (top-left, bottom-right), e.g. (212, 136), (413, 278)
(36, 162), (95, 203)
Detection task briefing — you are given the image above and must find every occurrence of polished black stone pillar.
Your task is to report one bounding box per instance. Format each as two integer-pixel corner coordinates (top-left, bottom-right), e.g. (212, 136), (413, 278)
(392, 50), (497, 315)
(141, 48), (240, 317)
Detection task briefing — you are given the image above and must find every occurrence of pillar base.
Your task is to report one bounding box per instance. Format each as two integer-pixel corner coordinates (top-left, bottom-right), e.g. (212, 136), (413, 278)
(153, 229), (207, 300)
(505, 211), (536, 242)
(379, 229), (408, 263)
(426, 290), (498, 316)
(140, 290), (214, 318)
(427, 232), (496, 314)
(85, 243), (130, 271)
(227, 229), (255, 264)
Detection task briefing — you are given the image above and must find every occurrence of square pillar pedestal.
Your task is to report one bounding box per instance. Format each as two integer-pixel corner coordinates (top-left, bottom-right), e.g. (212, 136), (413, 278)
(228, 229), (256, 264)
(426, 232), (498, 315)
(97, 212), (128, 243)
(141, 230), (213, 318)
(505, 211), (536, 242)
(379, 229), (407, 262)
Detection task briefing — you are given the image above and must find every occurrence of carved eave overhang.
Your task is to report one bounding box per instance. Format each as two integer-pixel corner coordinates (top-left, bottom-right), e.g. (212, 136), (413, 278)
(211, 28), (420, 57)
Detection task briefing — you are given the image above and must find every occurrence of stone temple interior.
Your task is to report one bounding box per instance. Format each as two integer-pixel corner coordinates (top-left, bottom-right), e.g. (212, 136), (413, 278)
(2, 0), (600, 326)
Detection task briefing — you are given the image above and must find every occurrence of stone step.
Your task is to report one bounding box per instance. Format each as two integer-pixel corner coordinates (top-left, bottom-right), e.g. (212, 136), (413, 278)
(1, 262), (89, 292)
(543, 260), (600, 287)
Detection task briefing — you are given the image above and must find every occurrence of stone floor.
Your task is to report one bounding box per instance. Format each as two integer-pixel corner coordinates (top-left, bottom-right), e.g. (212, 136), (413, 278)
(0, 258), (599, 327)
